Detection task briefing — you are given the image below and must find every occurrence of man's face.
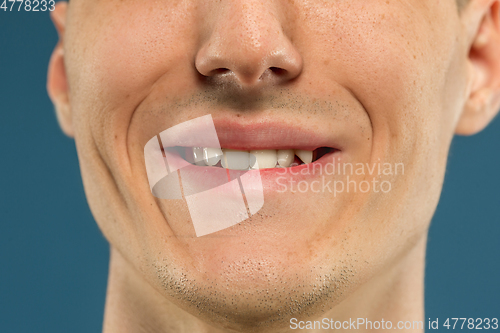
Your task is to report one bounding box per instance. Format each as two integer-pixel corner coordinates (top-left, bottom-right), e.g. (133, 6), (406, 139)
(55, 0), (477, 329)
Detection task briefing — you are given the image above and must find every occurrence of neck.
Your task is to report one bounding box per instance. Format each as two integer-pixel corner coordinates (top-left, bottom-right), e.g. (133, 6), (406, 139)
(102, 236), (426, 333)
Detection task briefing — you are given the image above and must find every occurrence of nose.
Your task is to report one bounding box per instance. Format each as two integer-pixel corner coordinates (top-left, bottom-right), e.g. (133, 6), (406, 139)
(195, 1), (303, 88)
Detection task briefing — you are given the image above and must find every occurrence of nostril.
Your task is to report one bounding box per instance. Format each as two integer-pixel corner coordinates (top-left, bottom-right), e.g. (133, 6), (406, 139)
(257, 67), (288, 81)
(269, 67), (286, 75)
(211, 68), (230, 75)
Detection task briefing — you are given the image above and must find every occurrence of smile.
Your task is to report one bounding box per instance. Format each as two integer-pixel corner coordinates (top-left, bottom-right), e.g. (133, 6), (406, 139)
(172, 146), (337, 170)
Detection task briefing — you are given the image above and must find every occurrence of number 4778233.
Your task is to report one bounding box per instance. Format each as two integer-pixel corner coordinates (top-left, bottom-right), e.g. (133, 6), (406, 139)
(1, 0), (56, 11)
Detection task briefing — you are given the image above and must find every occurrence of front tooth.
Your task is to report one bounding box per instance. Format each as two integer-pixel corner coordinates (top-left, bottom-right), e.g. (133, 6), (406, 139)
(203, 147), (223, 166)
(277, 149), (294, 167)
(295, 149), (313, 164)
(249, 150), (278, 169)
(221, 149), (250, 170)
(185, 147), (195, 164)
(192, 147), (206, 166)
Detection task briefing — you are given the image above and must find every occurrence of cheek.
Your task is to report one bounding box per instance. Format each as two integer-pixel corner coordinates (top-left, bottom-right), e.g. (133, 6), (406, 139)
(295, 3), (461, 232)
(66, 1), (199, 112)
(304, 3), (458, 163)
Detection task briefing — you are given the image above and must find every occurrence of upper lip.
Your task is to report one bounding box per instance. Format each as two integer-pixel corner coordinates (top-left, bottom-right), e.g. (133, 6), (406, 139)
(158, 115), (345, 152)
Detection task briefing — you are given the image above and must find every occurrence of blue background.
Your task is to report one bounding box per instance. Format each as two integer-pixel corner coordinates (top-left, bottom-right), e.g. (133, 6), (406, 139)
(0, 7), (499, 333)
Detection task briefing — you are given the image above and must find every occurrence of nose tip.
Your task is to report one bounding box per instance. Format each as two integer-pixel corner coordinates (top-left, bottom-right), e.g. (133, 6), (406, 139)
(194, 4), (303, 89)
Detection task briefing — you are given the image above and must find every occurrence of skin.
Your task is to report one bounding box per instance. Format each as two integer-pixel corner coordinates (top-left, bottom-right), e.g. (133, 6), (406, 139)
(47, 0), (500, 332)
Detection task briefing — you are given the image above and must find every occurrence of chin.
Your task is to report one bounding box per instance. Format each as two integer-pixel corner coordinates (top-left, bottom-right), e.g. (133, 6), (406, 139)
(150, 222), (362, 332)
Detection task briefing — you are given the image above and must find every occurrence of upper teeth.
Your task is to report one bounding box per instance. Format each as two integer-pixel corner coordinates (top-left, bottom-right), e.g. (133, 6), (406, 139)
(221, 149), (250, 170)
(189, 148), (314, 170)
(294, 149), (312, 164)
(203, 147), (223, 166)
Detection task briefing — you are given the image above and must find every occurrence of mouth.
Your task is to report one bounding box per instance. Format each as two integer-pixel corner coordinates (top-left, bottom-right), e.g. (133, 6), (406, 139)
(152, 115), (346, 172)
(143, 114), (356, 235)
(170, 146), (338, 170)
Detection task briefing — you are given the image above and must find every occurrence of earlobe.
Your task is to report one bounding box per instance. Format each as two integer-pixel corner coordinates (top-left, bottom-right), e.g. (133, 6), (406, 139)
(47, 2), (73, 138)
(456, 1), (500, 136)
(456, 87), (498, 135)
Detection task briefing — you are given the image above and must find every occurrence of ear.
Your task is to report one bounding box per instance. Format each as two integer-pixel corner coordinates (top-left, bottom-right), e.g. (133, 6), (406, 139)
(47, 1), (73, 138)
(456, 0), (500, 135)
